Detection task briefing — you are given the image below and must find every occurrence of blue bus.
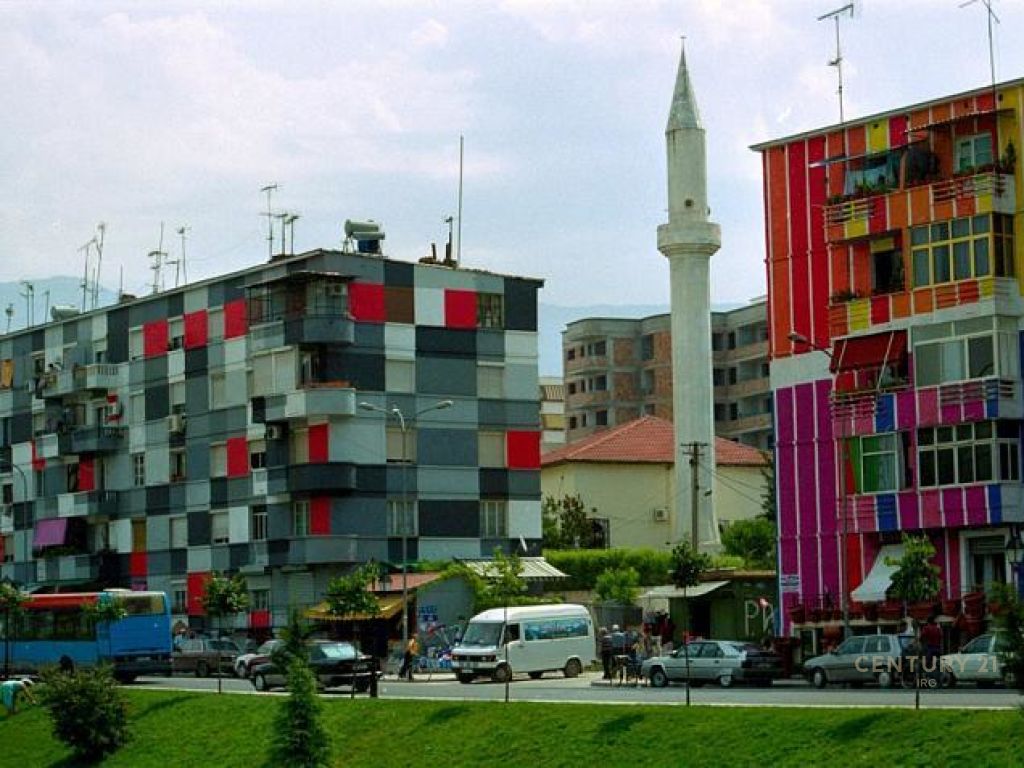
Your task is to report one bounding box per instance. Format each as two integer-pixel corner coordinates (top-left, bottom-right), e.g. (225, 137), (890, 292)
(1, 589), (173, 682)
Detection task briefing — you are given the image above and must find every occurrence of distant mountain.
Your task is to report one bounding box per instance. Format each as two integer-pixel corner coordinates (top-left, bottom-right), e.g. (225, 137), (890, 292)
(0, 277), (118, 333)
(537, 301), (746, 376)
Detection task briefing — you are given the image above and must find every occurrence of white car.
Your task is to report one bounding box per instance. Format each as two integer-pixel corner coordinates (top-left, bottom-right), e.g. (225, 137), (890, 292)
(941, 633), (1013, 688)
(234, 640), (284, 678)
(642, 640), (782, 689)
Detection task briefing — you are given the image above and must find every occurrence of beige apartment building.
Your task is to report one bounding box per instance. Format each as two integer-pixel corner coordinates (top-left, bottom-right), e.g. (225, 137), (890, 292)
(562, 299), (772, 450)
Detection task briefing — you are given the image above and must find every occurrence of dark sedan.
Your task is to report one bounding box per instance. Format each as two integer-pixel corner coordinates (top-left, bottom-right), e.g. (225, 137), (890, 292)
(251, 641), (378, 692)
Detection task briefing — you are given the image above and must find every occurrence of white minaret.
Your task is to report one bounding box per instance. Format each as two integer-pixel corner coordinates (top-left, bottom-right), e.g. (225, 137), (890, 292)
(656, 40), (721, 550)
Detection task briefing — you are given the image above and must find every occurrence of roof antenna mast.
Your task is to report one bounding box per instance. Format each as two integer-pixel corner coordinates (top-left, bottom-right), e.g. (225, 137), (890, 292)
(817, 3), (856, 124)
(260, 183), (278, 260)
(960, 0), (1000, 90)
(92, 222), (105, 309)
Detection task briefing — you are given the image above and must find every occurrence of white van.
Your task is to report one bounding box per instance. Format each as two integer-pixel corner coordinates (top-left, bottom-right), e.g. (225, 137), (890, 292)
(450, 604), (595, 683)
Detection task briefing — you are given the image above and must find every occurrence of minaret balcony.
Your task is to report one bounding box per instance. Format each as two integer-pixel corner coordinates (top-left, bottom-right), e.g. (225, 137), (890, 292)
(824, 171), (1014, 244)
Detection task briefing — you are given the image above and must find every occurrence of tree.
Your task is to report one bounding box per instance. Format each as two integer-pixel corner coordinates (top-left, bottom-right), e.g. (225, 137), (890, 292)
(989, 582), (1024, 694)
(885, 535), (941, 610)
(0, 581), (26, 680)
(541, 493), (598, 549)
(324, 562), (381, 620)
(83, 595), (127, 674)
(201, 573), (250, 694)
(269, 655), (331, 768)
(759, 458), (776, 522)
(274, 609), (314, 668)
(670, 541), (711, 707)
(594, 567), (640, 605)
(39, 665), (130, 762)
(721, 518), (777, 569)
(479, 549), (528, 611)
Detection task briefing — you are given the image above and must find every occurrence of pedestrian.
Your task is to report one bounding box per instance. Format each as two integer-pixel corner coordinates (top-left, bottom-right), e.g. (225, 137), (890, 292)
(598, 627), (612, 680)
(1, 678), (36, 715)
(399, 635), (420, 681)
(919, 614), (943, 680)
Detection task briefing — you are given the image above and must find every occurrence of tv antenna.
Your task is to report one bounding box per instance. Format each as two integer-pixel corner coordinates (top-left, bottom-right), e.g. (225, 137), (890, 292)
(456, 134), (464, 266)
(176, 225), (190, 285)
(818, 3), (856, 124)
(260, 183), (278, 260)
(4, 304), (12, 334)
(148, 222), (167, 295)
(19, 281), (34, 328)
(960, 0), (1000, 89)
(284, 213), (300, 255)
(92, 223), (106, 309)
(79, 237), (94, 311)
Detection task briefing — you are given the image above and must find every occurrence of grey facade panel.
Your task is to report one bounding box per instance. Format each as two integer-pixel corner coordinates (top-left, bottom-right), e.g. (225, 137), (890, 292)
(507, 471), (541, 498)
(476, 330), (504, 360)
(188, 511), (211, 546)
(417, 428), (476, 467)
(418, 500), (479, 538)
(333, 498), (387, 536)
(416, 356), (475, 397)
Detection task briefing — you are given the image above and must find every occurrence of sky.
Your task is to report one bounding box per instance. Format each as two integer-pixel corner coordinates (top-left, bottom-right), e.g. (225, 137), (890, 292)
(3, 0), (1023, 307)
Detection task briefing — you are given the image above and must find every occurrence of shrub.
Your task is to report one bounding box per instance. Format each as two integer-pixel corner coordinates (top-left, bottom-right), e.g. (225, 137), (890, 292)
(544, 549), (674, 591)
(269, 656), (331, 768)
(39, 665), (130, 762)
(721, 518), (777, 569)
(594, 567), (640, 604)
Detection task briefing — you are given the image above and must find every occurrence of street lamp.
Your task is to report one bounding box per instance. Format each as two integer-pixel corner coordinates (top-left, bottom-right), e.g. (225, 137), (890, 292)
(358, 399), (453, 668)
(788, 332), (851, 639)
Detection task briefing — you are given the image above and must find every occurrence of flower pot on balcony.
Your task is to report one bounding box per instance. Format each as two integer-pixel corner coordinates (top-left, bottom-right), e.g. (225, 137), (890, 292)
(963, 591), (985, 619)
(941, 599), (960, 617)
(908, 602), (934, 621)
(787, 604), (806, 624)
(987, 601), (1005, 617)
(808, 608), (823, 623)
(963, 617), (984, 639)
(879, 603), (902, 622)
(862, 603), (879, 622)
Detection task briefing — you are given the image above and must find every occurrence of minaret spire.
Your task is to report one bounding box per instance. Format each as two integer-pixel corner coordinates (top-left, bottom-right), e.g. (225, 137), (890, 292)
(657, 38), (721, 551)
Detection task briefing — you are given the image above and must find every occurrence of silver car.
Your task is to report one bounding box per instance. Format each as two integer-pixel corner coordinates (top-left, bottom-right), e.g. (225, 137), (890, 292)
(804, 634), (912, 688)
(941, 633), (1013, 688)
(641, 640), (782, 689)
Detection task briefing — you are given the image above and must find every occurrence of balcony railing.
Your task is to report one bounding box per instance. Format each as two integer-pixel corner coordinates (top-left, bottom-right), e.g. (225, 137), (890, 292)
(931, 171), (1009, 205)
(70, 425), (125, 454)
(825, 196), (879, 226)
(76, 363), (121, 391)
(937, 377), (1016, 407)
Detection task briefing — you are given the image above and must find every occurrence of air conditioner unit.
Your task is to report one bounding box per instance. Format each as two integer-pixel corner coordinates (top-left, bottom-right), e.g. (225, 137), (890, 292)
(266, 424), (283, 440)
(652, 507), (669, 523)
(167, 413), (185, 434)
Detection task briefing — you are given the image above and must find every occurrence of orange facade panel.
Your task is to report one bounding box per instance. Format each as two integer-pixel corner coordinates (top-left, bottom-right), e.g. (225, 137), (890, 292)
(913, 289), (934, 314)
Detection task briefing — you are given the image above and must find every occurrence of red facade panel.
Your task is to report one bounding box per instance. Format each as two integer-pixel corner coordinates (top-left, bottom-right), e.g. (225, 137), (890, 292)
(143, 319), (169, 358)
(187, 572), (210, 616)
(506, 430), (541, 470)
(787, 141), (811, 344)
(223, 299), (248, 339)
(250, 610), (271, 629)
(184, 310), (209, 349)
(444, 289), (477, 329)
(226, 437), (250, 478)
(349, 282), (386, 323)
(79, 457), (95, 492)
(310, 497), (331, 535)
(308, 424), (329, 463)
(129, 551), (148, 578)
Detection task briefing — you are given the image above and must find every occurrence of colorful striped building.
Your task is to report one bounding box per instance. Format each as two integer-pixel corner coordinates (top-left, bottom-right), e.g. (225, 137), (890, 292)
(754, 79), (1024, 644)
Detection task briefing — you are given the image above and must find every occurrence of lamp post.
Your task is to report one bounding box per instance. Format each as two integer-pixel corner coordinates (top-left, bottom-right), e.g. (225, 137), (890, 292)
(788, 332), (851, 639)
(359, 400), (453, 666)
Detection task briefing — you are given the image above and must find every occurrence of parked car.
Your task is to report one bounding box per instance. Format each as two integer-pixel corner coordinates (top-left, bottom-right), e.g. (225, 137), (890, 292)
(941, 632), (1014, 688)
(250, 641), (378, 692)
(172, 637), (242, 677)
(804, 634), (912, 688)
(235, 639), (285, 678)
(642, 640), (783, 689)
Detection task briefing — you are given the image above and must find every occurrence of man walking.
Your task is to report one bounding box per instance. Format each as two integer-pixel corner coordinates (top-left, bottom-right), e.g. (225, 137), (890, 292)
(598, 627), (612, 680)
(399, 635), (420, 682)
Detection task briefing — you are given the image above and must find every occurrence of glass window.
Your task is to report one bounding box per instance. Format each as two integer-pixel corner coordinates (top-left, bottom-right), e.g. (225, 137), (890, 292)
(251, 505), (268, 542)
(477, 293), (504, 329)
(478, 432), (505, 468)
(480, 500), (507, 538)
(293, 501), (310, 537)
(386, 428), (415, 462)
(386, 500), (416, 537)
(210, 512), (229, 545)
(170, 516), (188, 549)
(918, 422), (1019, 488)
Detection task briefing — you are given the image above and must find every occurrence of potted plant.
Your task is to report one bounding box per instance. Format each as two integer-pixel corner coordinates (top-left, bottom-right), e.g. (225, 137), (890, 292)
(862, 602), (879, 622)
(787, 603), (806, 624)
(941, 598), (960, 617)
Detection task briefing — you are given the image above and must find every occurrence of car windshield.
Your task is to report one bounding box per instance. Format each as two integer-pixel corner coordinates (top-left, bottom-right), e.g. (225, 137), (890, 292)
(318, 643), (357, 660)
(727, 643), (760, 654)
(257, 640), (280, 654)
(460, 622), (503, 647)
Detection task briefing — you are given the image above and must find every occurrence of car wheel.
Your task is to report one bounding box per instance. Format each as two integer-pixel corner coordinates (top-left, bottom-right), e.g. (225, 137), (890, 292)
(811, 668), (828, 689)
(456, 673), (475, 684)
(876, 670), (893, 689)
(195, 661), (209, 678)
(756, 679), (773, 688)
(528, 671), (544, 680)
(563, 658), (582, 679)
(977, 679), (995, 689)
(235, 663), (247, 679)
(355, 680), (370, 693)
(718, 674), (733, 689)
(649, 668), (669, 688)
(1002, 671), (1015, 688)
(253, 673), (269, 692)
(943, 672), (957, 689)
(492, 664), (511, 684)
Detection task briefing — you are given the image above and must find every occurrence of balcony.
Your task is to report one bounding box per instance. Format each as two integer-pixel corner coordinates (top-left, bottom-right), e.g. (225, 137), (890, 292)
(564, 354), (609, 374)
(566, 389), (610, 407)
(40, 369), (76, 398)
(266, 462), (357, 495)
(34, 554), (98, 584)
(57, 490), (119, 519)
(70, 425), (125, 454)
(719, 413), (772, 435)
(76, 363), (122, 391)
(824, 171), (1014, 244)
(261, 384), (356, 422)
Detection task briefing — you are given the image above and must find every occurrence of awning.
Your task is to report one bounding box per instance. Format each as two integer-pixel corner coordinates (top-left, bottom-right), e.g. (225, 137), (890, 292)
(33, 518), (69, 550)
(459, 557), (567, 581)
(831, 331), (907, 373)
(640, 581), (730, 600)
(306, 594), (404, 622)
(850, 544), (905, 603)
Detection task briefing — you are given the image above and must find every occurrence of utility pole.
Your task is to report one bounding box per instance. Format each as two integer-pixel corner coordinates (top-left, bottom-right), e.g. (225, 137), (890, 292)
(682, 442), (706, 550)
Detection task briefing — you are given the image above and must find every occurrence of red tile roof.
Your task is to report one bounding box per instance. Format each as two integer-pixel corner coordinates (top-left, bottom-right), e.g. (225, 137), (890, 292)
(541, 416), (767, 468)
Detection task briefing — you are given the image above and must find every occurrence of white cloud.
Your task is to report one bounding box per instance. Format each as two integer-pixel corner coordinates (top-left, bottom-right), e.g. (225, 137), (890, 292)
(411, 19), (449, 48)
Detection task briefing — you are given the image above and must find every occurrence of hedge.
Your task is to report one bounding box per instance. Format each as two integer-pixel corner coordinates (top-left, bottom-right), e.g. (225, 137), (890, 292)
(545, 549), (746, 591)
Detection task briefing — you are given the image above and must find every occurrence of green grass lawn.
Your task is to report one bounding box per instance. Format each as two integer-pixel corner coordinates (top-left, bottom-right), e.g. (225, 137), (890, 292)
(1, 690), (1022, 767)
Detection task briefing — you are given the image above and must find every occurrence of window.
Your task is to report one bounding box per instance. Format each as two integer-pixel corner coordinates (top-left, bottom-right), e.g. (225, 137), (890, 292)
(913, 318), (1017, 386)
(955, 133), (993, 173)
(567, 382), (577, 395)
(477, 363), (504, 399)
(250, 589), (270, 612)
(251, 505), (268, 542)
(211, 511), (229, 545)
(568, 416), (578, 430)
(480, 500), (507, 538)
(714, 404), (726, 421)
(478, 431), (505, 468)
(170, 516), (187, 549)
(566, 348), (576, 362)
(250, 441), (267, 470)
(640, 335), (654, 361)
(169, 318), (184, 350)
(712, 369), (724, 386)
(170, 449), (186, 482)
(917, 421), (1019, 488)
(477, 293), (504, 329)
(210, 372), (227, 409)
(210, 444), (227, 477)
(760, 362), (770, 377)
(729, 404), (738, 421)
(171, 583), (187, 614)
(727, 332), (737, 350)
(843, 150), (900, 195)
(131, 519), (147, 552)
(846, 433), (907, 494)
(590, 341), (607, 356)
(386, 428), (415, 463)
(386, 500), (416, 537)
(293, 500), (310, 537)
(594, 375), (607, 392)
(386, 360), (415, 393)
(130, 392), (145, 424)
(1, 534), (12, 563)
(641, 369), (655, 394)
(911, 214), (1012, 287)
(596, 410), (608, 426)
(132, 454), (145, 487)
(871, 237), (904, 295)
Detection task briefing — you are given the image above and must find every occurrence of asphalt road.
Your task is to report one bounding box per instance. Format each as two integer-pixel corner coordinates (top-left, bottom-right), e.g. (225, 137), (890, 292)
(134, 672), (1023, 709)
